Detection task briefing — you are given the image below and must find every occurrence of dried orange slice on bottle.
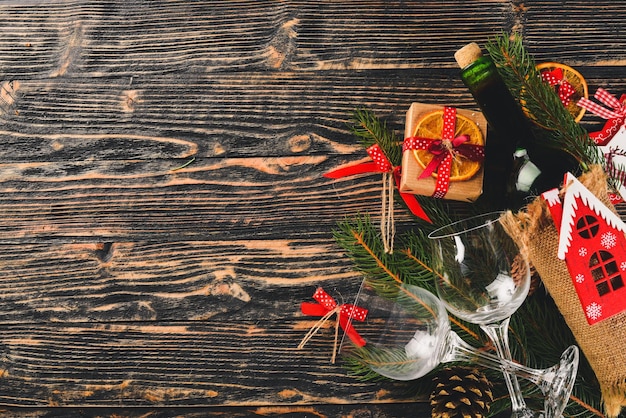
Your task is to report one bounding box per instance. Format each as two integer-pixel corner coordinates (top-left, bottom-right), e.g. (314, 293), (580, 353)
(536, 62), (588, 122)
(411, 110), (484, 182)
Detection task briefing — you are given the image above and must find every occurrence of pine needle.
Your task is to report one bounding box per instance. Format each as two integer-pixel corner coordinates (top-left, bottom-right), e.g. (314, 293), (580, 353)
(350, 108), (402, 166)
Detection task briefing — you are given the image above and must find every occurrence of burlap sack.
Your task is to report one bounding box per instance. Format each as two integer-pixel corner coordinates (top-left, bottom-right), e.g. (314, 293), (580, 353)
(502, 165), (626, 418)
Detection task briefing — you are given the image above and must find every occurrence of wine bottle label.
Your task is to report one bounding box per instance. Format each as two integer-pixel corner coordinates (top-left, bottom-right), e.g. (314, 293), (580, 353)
(515, 158), (541, 192)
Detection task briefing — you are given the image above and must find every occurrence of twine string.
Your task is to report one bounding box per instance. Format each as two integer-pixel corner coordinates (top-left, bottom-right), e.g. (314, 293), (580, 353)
(380, 171), (395, 254)
(297, 305), (342, 363)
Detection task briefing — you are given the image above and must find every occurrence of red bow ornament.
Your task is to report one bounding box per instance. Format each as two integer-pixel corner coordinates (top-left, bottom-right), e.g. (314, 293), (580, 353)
(298, 287), (368, 363)
(578, 88), (626, 145)
(324, 142), (432, 253)
(541, 67), (577, 106)
(324, 144), (432, 223)
(403, 107), (485, 199)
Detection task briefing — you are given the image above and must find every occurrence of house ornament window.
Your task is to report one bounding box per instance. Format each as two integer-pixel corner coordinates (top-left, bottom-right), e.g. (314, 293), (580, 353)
(589, 250), (624, 296)
(576, 215), (600, 239)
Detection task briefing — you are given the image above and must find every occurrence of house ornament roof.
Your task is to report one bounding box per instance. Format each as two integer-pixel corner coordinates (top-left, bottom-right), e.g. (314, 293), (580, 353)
(557, 172), (626, 259)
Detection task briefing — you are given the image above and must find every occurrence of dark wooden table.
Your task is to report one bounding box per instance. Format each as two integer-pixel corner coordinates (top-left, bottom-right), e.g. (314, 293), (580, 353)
(1, 1), (625, 417)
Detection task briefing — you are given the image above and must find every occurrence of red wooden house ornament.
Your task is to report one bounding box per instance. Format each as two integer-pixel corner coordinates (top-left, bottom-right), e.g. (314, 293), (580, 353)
(542, 172), (626, 325)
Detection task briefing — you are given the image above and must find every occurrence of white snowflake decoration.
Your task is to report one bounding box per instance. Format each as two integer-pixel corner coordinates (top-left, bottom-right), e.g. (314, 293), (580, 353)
(586, 302), (603, 321)
(578, 247), (588, 257)
(601, 231), (617, 249)
(575, 273), (585, 283)
(621, 261), (626, 271)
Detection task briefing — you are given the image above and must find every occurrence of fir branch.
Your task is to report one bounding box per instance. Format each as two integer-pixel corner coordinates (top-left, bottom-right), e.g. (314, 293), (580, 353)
(351, 107), (402, 166)
(333, 214), (403, 296)
(485, 33), (602, 171)
(605, 149), (626, 194)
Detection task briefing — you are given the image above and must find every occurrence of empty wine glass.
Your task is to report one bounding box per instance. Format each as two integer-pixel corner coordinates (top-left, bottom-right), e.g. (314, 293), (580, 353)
(349, 283), (578, 418)
(428, 212), (578, 417)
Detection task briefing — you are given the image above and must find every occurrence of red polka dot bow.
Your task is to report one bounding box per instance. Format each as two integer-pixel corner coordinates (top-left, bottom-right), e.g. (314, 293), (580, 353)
(298, 287), (368, 363)
(541, 67), (577, 106)
(403, 107), (484, 199)
(324, 144), (432, 223)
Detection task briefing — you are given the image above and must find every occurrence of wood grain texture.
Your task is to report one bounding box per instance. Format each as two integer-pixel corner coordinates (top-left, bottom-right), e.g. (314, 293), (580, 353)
(0, 0), (624, 414)
(0, 321), (419, 407)
(0, 404), (432, 417)
(0, 0), (514, 78)
(0, 72), (472, 161)
(523, 1), (626, 65)
(0, 240), (362, 322)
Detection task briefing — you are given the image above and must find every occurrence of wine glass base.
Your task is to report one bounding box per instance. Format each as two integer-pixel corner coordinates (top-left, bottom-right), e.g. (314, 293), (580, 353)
(543, 345), (579, 417)
(510, 410), (543, 418)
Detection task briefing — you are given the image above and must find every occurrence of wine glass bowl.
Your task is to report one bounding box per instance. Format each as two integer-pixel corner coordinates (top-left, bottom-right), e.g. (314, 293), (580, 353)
(348, 282), (579, 414)
(428, 212), (577, 417)
(428, 211), (531, 325)
(358, 282), (450, 381)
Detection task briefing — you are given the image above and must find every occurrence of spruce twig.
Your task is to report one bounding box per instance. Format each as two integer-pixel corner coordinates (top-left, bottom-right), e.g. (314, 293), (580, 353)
(351, 108), (402, 167)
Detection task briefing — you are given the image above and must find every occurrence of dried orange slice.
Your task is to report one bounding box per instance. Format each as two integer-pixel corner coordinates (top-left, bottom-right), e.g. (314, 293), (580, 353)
(536, 62), (588, 122)
(411, 110), (484, 182)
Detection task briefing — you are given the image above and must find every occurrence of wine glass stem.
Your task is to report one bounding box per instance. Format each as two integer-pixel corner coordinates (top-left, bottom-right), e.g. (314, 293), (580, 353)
(480, 318), (530, 415)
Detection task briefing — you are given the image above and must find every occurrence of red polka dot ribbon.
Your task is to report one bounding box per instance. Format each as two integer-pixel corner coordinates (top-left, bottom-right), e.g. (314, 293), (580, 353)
(403, 107), (485, 199)
(365, 144), (393, 172)
(300, 287), (368, 347)
(541, 67), (577, 106)
(324, 144), (432, 223)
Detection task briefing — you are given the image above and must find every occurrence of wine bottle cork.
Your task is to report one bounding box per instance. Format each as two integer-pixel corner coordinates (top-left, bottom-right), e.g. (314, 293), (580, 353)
(454, 42), (483, 69)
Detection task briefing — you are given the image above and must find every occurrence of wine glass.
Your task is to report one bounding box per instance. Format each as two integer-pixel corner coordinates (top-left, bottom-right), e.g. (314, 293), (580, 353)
(348, 283), (578, 418)
(428, 212), (578, 417)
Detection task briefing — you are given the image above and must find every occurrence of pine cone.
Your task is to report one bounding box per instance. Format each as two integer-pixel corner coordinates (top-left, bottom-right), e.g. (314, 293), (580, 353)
(430, 366), (493, 418)
(511, 256), (542, 296)
(527, 262), (543, 296)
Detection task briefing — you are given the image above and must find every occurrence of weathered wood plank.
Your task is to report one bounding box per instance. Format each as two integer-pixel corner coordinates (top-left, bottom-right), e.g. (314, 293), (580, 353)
(0, 321), (420, 407)
(0, 156), (436, 241)
(524, 2), (626, 66)
(2, 0), (621, 78)
(0, 71), (471, 162)
(0, 404), (433, 417)
(0, 0), (514, 78)
(0, 240), (363, 323)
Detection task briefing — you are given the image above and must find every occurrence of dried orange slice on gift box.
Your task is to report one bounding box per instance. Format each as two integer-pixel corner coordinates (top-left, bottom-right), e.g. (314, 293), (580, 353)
(411, 109), (484, 182)
(526, 62), (588, 124)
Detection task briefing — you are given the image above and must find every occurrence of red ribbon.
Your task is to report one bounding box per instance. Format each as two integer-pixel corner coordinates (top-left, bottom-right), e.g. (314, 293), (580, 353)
(541, 67), (577, 106)
(300, 287), (368, 347)
(403, 107), (485, 199)
(324, 144), (432, 223)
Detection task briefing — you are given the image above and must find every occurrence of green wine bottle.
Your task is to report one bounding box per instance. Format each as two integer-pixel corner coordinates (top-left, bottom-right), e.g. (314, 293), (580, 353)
(455, 42), (580, 210)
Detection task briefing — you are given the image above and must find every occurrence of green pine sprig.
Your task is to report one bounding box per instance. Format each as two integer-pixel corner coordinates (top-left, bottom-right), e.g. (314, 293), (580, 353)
(350, 107), (403, 167)
(333, 214), (429, 298)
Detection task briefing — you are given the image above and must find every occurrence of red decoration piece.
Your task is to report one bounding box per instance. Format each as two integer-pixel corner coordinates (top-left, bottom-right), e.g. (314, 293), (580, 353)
(300, 287), (368, 347)
(542, 173), (626, 325)
(541, 67), (577, 106)
(298, 287), (368, 363)
(324, 144), (432, 223)
(578, 89), (626, 146)
(403, 107), (485, 199)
